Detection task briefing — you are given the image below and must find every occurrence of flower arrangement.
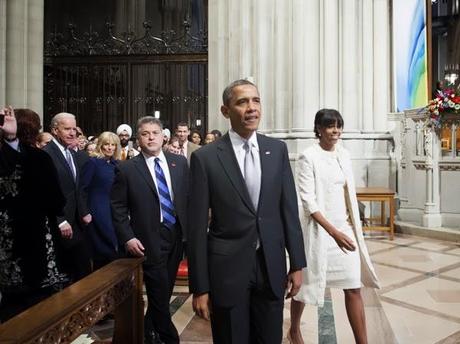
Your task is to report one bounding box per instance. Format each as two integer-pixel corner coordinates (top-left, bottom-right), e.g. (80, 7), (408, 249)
(426, 87), (460, 128)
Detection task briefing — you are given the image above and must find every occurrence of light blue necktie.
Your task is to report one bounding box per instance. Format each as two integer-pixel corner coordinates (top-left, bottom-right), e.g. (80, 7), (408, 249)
(65, 148), (76, 180)
(243, 141), (261, 209)
(154, 158), (176, 229)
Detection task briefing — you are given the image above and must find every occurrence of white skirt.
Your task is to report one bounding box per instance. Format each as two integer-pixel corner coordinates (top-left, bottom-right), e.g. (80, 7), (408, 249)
(325, 222), (362, 289)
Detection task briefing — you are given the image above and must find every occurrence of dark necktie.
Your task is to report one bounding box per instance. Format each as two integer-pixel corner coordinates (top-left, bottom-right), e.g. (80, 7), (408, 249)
(65, 148), (76, 180)
(154, 158), (176, 229)
(243, 141), (261, 209)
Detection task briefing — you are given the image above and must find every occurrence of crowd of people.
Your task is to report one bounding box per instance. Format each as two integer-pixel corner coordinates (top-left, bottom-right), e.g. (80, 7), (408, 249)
(0, 79), (379, 344)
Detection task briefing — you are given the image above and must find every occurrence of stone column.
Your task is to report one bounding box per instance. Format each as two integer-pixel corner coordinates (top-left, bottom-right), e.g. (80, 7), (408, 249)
(362, 0), (374, 131)
(208, 0), (392, 135)
(292, 0), (320, 132)
(372, 0), (390, 132)
(422, 128), (442, 227)
(2, 0), (43, 118)
(0, 0), (6, 104)
(341, 0), (359, 130)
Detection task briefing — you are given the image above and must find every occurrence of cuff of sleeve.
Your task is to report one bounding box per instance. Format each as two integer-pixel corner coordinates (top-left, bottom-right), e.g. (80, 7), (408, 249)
(58, 220), (69, 228)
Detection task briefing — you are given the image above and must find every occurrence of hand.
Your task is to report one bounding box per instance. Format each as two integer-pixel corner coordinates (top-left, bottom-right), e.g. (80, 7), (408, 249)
(82, 214), (92, 225)
(285, 270), (302, 299)
(192, 293), (211, 321)
(331, 229), (356, 253)
(127, 148), (135, 158)
(125, 238), (145, 257)
(60, 223), (73, 239)
(0, 106), (17, 138)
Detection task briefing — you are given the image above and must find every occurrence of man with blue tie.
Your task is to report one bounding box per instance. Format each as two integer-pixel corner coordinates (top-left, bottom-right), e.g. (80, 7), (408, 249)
(111, 116), (189, 344)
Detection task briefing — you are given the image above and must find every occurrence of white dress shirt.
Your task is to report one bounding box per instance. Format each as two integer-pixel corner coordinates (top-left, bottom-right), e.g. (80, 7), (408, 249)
(52, 138), (77, 175)
(228, 129), (260, 179)
(142, 151), (174, 222)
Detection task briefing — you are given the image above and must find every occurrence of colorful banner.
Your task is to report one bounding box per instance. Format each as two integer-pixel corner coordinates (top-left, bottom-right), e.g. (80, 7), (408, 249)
(393, 0), (428, 111)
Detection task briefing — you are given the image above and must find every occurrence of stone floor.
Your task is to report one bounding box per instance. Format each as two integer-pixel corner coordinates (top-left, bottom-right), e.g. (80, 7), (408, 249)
(73, 233), (460, 344)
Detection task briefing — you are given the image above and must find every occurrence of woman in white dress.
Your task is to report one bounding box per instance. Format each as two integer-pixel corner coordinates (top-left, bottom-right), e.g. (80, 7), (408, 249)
(288, 109), (379, 344)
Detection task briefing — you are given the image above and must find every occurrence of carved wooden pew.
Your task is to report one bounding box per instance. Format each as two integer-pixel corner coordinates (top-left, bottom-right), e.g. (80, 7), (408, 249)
(0, 258), (144, 344)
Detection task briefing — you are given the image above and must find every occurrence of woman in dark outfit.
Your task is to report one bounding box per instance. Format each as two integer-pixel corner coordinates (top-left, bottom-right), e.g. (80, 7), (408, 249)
(0, 108), (68, 322)
(80, 131), (121, 269)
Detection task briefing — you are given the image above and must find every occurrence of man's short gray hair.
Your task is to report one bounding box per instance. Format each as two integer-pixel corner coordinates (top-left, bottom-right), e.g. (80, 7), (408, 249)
(50, 112), (75, 129)
(222, 79), (258, 106)
(136, 116), (163, 135)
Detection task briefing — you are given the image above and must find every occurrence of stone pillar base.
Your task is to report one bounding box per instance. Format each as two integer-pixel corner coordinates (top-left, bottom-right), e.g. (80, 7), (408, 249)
(422, 213), (442, 228)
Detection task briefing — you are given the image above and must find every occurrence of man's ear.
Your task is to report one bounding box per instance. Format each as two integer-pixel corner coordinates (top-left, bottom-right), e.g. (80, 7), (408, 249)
(221, 105), (229, 118)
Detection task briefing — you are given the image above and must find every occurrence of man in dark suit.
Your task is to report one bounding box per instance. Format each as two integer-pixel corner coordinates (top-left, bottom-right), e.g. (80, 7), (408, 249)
(188, 79), (307, 343)
(175, 122), (200, 163)
(43, 112), (92, 282)
(111, 117), (188, 344)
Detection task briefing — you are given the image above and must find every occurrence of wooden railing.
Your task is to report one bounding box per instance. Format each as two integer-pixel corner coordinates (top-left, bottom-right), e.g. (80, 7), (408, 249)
(0, 258), (144, 344)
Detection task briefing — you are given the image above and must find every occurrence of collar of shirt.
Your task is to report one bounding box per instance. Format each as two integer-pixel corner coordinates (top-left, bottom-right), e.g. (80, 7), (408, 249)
(180, 141), (188, 156)
(53, 137), (67, 153)
(142, 150), (167, 166)
(229, 129), (259, 152)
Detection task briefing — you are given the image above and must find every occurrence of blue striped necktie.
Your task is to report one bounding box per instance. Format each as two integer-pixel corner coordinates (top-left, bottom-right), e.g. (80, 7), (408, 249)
(154, 158), (176, 229)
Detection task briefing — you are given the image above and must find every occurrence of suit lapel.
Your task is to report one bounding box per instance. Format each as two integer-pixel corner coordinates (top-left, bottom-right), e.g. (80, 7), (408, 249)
(257, 134), (270, 209)
(50, 141), (76, 182)
(133, 155), (158, 198)
(217, 134), (255, 214)
(165, 153), (180, 204)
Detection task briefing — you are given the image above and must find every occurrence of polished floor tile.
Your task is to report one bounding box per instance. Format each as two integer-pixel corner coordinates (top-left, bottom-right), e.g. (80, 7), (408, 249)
(373, 262), (421, 288)
(411, 241), (452, 252)
(382, 276), (460, 319)
(381, 301), (460, 344)
(440, 266), (460, 280)
(445, 247), (460, 256)
(365, 239), (396, 254)
(371, 246), (459, 272)
(70, 234), (460, 344)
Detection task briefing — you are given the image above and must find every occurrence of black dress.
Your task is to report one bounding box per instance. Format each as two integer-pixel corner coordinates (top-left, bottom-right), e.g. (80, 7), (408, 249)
(0, 142), (68, 321)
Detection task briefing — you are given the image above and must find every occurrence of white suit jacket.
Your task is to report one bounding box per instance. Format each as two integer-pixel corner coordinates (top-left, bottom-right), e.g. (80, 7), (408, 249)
(294, 143), (380, 306)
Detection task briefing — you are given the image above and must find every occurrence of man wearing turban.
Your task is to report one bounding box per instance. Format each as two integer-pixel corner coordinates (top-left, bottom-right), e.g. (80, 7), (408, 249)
(116, 124), (139, 160)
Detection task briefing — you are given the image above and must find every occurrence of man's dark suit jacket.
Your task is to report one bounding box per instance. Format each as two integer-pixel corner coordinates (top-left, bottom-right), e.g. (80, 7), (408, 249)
(188, 133), (306, 307)
(110, 152), (188, 265)
(43, 140), (86, 247)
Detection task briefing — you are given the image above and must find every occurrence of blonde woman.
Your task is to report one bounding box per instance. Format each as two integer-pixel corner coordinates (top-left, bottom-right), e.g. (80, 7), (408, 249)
(80, 131), (121, 269)
(288, 109), (379, 344)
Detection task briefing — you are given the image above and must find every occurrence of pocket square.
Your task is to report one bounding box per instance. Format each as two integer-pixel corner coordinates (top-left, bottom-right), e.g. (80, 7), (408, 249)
(171, 163), (176, 167)
(265, 151), (271, 155)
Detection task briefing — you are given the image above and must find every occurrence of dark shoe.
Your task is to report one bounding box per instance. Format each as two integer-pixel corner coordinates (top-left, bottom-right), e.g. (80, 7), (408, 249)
(144, 331), (165, 344)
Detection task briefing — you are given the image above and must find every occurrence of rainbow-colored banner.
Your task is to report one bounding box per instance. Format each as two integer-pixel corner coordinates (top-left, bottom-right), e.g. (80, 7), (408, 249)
(393, 0), (428, 111)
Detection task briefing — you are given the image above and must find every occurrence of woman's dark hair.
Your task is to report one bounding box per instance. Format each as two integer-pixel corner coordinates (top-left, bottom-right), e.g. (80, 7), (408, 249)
(15, 108), (42, 146)
(190, 129), (202, 143)
(314, 108), (344, 138)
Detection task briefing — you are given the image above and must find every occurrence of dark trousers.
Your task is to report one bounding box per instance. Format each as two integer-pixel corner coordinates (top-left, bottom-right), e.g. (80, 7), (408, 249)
(210, 249), (284, 344)
(143, 224), (183, 344)
(62, 237), (92, 282)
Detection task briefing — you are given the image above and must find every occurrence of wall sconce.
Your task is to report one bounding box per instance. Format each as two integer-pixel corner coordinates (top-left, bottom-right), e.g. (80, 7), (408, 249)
(196, 118), (202, 127)
(154, 110), (160, 119)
